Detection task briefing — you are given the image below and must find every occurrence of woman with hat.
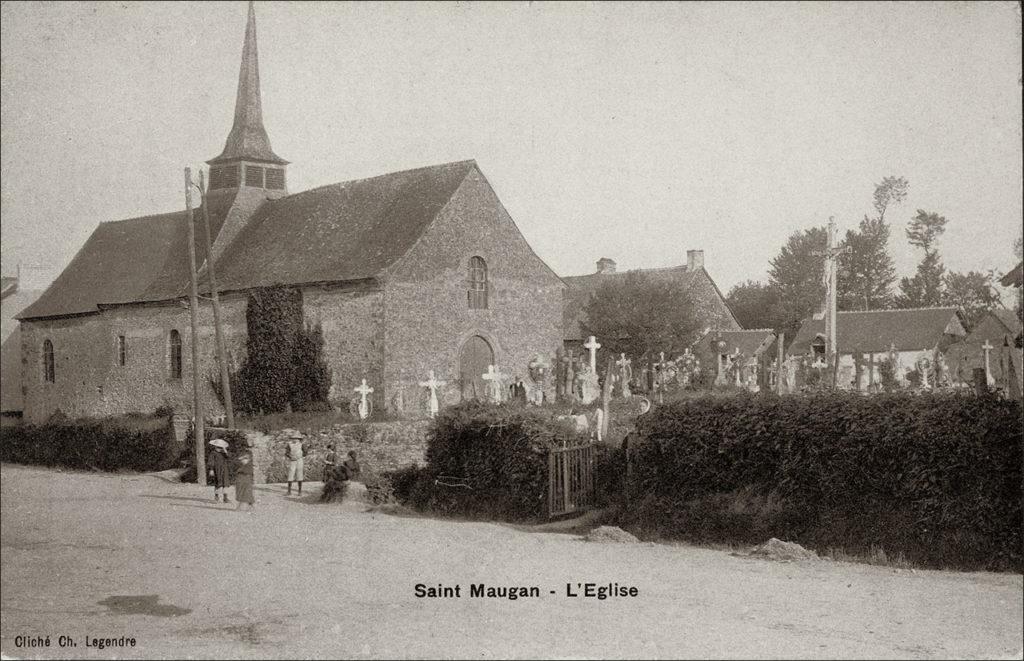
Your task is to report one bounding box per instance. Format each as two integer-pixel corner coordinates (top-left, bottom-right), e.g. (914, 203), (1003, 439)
(208, 437), (231, 504)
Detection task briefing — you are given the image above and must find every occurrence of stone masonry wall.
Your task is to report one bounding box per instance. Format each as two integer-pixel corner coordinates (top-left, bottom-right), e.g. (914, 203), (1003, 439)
(381, 167), (565, 414)
(20, 296), (249, 424)
(301, 286), (385, 413)
(248, 420), (430, 484)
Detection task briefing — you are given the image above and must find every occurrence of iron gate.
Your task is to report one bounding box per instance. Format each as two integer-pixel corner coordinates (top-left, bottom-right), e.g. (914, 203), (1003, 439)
(547, 444), (595, 518)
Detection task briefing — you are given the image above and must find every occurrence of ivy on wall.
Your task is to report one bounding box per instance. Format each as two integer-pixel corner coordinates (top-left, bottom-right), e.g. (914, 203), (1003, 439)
(211, 286), (332, 414)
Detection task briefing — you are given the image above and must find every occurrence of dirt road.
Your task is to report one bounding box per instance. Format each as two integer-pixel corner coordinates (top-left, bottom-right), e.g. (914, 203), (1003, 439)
(1, 464), (1020, 659)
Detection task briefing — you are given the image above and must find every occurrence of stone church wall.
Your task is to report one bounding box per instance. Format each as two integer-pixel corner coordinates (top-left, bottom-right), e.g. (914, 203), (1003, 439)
(302, 286), (385, 413)
(20, 297), (249, 424)
(381, 168), (565, 415)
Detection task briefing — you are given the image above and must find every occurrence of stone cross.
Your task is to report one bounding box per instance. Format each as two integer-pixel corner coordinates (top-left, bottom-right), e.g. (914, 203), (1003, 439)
(418, 370), (446, 418)
(616, 352), (632, 398)
(981, 340), (995, 386)
(354, 379), (374, 420)
(584, 336), (601, 373)
(482, 364), (507, 403)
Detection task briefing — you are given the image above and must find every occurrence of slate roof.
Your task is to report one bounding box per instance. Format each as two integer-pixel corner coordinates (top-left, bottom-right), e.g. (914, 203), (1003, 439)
(693, 329), (777, 357)
(0, 277), (16, 300)
(563, 265), (719, 341)
(1001, 261), (1023, 287)
(788, 307), (966, 355)
(210, 160), (476, 291)
(17, 190), (238, 320)
(18, 160), (479, 320)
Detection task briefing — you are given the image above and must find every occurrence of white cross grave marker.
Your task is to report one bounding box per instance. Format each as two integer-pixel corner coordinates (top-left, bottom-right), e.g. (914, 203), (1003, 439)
(419, 370), (446, 418)
(482, 365), (506, 403)
(981, 340), (996, 386)
(354, 379), (374, 420)
(584, 336), (601, 373)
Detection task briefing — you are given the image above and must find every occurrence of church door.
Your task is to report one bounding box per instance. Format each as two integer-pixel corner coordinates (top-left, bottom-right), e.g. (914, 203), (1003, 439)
(460, 335), (494, 400)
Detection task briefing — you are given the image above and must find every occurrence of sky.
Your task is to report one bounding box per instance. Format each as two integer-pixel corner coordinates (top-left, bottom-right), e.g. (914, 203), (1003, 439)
(1, 1), (1021, 296)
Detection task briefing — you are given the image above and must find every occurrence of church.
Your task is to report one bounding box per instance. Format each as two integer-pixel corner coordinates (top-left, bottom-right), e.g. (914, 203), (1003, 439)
(16, 4), (565, 424)
(14, 4), (744, 425)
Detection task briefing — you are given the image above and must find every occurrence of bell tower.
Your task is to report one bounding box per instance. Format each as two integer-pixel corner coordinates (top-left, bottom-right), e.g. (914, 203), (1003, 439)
(207, 1), (289, 194)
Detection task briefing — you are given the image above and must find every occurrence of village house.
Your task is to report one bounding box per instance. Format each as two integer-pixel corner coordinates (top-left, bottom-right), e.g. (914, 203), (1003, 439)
(786, 307), (967, 390)
(14, 4), (565, 424)
(1, 270), (45, 418)
(561, 250), (740, 364)
(691, 328), (777, 390)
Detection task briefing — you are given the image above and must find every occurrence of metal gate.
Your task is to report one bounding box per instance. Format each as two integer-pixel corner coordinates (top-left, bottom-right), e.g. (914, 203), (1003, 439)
(547, 444), (595, 518)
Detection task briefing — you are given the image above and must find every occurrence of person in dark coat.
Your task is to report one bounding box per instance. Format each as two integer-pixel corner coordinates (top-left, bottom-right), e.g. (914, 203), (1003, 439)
(234, 452), (255, 511)
(208, 438), (231, 503)
(342, 450), (361, 482)
(323, 443), (338, 482)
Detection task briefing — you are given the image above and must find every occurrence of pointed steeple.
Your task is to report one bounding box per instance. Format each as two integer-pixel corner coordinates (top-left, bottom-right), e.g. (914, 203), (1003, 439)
(208, 1), (287, 168)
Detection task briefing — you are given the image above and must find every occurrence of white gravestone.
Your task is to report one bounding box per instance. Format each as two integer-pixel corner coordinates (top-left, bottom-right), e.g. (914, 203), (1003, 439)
(482, 365), (507, 404)
(584, 336), (601, 373)
(418, 370), (446, 418)
(354, 379), (374, 420)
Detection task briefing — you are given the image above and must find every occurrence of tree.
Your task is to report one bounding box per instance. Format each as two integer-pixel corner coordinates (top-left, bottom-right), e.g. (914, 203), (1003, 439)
(837, 176), (904, 310)
(768, 226), (827, 338)
(898, 210), (948, 308)
(582, 270), (702, 362)
(289, 321), (332, 412)
(725, 280), (782, 330)
(943, 270), (1001, 331)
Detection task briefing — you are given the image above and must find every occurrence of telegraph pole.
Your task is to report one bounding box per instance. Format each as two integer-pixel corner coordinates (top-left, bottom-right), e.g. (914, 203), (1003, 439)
(198, 170), (235, 428)
(185, 168), (206, 486)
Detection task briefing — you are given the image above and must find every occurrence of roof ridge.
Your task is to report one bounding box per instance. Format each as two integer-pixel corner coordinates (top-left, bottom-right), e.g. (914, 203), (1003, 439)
(563, 263), (689, 279)
(280, 160), (478, 202)
(837, 306), (958, 314)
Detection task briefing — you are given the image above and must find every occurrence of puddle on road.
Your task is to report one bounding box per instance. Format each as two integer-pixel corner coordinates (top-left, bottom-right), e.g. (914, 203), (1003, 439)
(98, 595), (190, 617)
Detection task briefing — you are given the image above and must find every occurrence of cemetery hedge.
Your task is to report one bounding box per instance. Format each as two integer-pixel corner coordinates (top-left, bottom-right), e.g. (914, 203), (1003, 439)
(0, 413), (179, 472)
(393, 401), (589, 522)
(624, 391), (1023, 570)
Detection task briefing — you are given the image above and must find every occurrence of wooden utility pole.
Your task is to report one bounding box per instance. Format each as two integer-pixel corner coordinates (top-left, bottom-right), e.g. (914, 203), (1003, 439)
(198, 170), (234, 428)
(185, 168), (206, 487)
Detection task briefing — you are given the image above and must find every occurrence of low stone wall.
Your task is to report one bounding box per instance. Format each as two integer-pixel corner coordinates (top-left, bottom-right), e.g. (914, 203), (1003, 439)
(245, 420), (430, 484)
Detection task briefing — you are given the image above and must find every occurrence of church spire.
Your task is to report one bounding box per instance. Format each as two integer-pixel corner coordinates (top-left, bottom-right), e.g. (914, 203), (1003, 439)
(208, 1), (288, 191)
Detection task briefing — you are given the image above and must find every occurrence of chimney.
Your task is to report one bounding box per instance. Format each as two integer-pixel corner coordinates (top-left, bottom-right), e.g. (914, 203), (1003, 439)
(596, 258), (617, 274)
(686, 250), (704, 271)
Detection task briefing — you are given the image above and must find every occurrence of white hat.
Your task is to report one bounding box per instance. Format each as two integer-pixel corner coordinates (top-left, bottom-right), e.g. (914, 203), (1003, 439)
(208, 438), (229, 449)
(288, 430), (305, 439)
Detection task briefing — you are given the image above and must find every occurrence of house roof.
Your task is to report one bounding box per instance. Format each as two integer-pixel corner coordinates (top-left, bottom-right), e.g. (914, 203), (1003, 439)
(693, 329), (777, 357)
(1001, 261), (1023, 288)
(0, 277), (16, 300)
(209, 160), (476, 292)
(17, 190), (238, 320)
(788, 307), (966, 355)
(562, 264), (734, 341)
(18, 160), (480, 320)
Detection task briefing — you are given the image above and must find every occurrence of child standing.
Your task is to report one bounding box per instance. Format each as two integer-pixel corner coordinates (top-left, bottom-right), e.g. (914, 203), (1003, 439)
(208, 438), (231, 503)
(234, 452), (256, 512)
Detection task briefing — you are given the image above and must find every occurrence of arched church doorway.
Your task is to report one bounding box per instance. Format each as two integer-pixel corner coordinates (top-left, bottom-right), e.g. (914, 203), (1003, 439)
(460, 335), (494, 400)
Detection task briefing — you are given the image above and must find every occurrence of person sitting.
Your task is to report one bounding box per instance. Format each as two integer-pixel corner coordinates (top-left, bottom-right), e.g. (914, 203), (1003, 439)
(342, 450), (361, 482)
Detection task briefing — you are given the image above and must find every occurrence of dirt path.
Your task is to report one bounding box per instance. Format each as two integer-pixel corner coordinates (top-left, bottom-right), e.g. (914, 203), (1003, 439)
(1, 464), (1021, 659)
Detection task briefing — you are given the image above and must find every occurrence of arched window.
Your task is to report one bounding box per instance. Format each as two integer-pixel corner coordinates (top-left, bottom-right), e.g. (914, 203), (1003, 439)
(467, 256), (488, 309)
(43, 339), (55, 383)
(169, 330), (182, 379)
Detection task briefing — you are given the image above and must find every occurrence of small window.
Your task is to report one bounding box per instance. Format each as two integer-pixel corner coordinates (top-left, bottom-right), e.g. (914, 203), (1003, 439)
(467, 256), (488, 309)
(265, 168), (285, 190)
(117, 335), (126, 366)
(245, 165), (265, 188)
(43, 339), (55, 383)
(169, 330), (182, 379)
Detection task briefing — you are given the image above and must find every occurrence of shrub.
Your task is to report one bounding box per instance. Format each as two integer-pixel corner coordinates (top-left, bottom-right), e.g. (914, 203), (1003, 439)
(623, 391), (1022, 570)
(396, 401), (586, 522)
(0, 413), (178, 472)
